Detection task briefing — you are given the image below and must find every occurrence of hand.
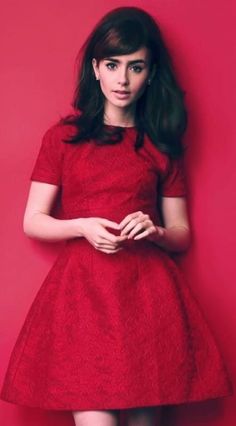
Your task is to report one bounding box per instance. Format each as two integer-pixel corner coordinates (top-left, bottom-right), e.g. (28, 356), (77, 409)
(119, 211), (165, 242)
(79, 217), (128, 254)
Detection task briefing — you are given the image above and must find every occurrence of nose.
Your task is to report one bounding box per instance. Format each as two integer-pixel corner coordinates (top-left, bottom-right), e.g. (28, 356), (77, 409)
(118, 66), (129, 86)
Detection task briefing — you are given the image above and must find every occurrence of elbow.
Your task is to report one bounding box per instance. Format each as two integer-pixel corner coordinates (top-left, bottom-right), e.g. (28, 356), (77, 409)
(180, 228), (192, 253)
(23, 215), (36, 238)
(172, 226), (192, 254)
(181, 239), (191, 253)
(23, 218), (32, 237)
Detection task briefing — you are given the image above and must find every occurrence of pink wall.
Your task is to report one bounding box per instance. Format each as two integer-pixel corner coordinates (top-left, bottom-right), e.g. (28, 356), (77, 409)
(0, 0), (235, 425)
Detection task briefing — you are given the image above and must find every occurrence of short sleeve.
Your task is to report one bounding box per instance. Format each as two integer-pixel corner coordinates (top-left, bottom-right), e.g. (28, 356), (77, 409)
(30, 125), (64, 185)
(159, 156), (187, 197)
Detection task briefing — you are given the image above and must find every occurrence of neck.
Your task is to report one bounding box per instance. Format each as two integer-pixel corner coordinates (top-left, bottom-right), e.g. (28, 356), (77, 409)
(104, 102), (136, 127)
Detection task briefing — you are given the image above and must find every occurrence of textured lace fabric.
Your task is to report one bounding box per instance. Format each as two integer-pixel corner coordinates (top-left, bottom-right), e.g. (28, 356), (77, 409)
(0, 123), (233, 410)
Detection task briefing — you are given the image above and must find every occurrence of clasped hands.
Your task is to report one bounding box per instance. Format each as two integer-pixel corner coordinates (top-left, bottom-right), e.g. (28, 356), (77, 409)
(80, 211), (165, 254)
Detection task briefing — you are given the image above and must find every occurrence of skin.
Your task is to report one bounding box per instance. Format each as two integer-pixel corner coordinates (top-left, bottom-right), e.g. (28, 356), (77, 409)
(24, 47), (190, 253)
(23, 47), (191, 426)
(72, 406), (162, 426)
(92, 47), (152, 126)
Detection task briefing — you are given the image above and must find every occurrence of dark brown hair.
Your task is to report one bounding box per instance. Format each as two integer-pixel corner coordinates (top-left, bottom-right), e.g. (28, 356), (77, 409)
(61, 6), (188, 157)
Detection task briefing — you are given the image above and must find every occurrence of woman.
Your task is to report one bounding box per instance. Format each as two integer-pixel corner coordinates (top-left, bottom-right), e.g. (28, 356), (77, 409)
(1, 6), (232, 426)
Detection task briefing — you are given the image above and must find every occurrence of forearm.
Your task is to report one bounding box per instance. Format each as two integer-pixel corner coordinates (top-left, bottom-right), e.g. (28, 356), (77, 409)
(149, 225), (191, 253)
(23, 212), (84, 242)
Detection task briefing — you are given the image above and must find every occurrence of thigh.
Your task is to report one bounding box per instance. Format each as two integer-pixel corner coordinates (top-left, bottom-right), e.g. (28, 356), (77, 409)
(72, 409), (120, 426)
(126, 406), (162, 426)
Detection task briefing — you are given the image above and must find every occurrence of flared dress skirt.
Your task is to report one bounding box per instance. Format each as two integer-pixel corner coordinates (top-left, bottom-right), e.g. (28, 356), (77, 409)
(0, 123), (233, 410)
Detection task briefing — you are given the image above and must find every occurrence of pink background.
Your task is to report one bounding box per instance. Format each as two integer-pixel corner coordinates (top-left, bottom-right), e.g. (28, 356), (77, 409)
(0, 0), (235, 425)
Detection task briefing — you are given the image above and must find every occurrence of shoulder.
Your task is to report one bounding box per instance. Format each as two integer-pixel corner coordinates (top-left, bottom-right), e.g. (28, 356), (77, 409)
(30, 121), (78, 185)
(37, 121), (78, 160)
(142, 134), (187, 196)
(142, 133), (172, 175)
(42, 121), (77, 145)
(143, 133), (185, 174)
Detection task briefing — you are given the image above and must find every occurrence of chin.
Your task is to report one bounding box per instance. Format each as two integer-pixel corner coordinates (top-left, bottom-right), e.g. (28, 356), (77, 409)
(111, 100), (133, 108)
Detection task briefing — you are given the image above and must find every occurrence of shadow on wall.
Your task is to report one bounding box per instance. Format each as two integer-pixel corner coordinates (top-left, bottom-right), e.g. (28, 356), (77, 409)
(163, 399), (225, 425)
(0, 397), (226, 425)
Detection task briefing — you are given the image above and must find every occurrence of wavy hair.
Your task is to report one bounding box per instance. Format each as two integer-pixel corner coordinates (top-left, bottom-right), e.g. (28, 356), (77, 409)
(61, 6), (188, 157)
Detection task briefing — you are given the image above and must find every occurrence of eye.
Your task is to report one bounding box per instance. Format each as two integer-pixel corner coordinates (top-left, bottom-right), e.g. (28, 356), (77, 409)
(130, 65), (144, 73)
(105, 62), (117, 70)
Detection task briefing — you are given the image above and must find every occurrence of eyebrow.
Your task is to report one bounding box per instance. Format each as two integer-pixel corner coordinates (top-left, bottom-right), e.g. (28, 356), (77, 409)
(103, 57), (147, 65)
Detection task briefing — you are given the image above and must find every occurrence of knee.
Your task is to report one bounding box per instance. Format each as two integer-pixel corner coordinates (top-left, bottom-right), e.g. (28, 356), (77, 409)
(72, 408), (120, 426)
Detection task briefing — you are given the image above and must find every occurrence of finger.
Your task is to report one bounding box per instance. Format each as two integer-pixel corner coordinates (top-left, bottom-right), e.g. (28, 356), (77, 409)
(120, 218), (138, 236)
(134, 226), (157, 240)
(119, 211), (143, 229)
(121, 216), (151, 237)
(94, 234), (127, 247)
(99, 218), (120, 229)
(133, 229), (151, 240)
(99, 230), (128, 243)
(120, 216), (147, 236)
(127, 222), (146, 239)
(128, 219), (154, 239)
(94, 241), (121, 249)
(99, 247), (123, 254)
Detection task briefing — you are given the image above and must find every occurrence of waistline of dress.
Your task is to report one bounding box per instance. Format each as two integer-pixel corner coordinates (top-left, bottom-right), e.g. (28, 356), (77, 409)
(57, 206), (159, 224)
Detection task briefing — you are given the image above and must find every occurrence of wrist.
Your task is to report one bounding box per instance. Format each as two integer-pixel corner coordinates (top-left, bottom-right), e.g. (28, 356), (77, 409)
(71, 218), (86, 238)
(154, 225), (191, 253)
(148, 225), (166, 244)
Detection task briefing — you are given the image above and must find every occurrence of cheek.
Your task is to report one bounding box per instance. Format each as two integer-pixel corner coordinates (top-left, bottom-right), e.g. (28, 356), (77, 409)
(133, 76), (148, 94)
(99, 75), (112, 93)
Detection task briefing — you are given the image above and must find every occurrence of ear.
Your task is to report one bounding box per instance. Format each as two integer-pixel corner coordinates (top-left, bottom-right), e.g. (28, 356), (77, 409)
(92, 58), (99, 80)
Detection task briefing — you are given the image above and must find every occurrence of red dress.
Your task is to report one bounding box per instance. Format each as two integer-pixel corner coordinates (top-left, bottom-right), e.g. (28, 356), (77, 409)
(0, 123), (233, 410)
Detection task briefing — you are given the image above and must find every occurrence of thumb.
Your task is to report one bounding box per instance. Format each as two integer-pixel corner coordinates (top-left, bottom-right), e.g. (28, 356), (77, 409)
(98, 218), (120, 229)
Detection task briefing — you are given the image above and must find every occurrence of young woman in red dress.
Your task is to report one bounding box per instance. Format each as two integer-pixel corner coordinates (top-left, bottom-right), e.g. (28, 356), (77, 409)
(1, 6), (232, 426)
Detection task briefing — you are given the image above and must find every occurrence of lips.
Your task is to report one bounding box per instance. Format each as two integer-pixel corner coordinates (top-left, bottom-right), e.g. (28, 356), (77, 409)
(113, 90), (131, 100)
(113, 90), (130, 94)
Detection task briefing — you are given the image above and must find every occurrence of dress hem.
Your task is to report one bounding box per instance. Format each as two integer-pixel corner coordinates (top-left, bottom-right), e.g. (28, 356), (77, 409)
(0, 389), (233, 411)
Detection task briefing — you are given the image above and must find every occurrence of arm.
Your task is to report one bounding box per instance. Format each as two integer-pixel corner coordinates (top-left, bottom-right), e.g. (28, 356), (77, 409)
(23, 181), (83, 242)
(23, 181), (127, 251)
(119, 197), (191, 253)
(148, 196), (191, 253)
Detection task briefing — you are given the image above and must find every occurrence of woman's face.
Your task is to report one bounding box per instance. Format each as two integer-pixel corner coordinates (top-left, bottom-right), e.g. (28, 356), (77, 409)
(92, 47), (151, 113)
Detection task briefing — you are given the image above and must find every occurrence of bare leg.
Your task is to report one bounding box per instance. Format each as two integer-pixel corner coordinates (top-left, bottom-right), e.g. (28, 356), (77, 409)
(72, 409), (120, 426)
(126, 406), (162, 426)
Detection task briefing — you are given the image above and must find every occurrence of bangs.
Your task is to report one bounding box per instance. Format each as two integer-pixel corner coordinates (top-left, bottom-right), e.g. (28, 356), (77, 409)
(94, 20), (147, 59)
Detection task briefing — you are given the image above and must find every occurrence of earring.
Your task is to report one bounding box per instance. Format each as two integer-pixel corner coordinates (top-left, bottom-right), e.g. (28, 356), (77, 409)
(96, 76), (100, 81)
(147, 79), (151, 86)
